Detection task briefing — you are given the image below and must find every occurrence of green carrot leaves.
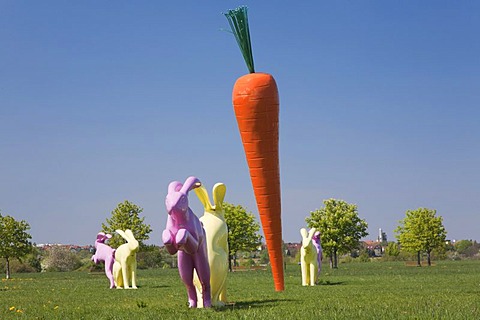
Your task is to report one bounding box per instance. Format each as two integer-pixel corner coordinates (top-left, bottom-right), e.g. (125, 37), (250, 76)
(224, 6), (255, 73)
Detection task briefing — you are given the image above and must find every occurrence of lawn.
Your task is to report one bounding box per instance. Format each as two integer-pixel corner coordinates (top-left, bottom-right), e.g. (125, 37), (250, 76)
(1, 260), (479, 319)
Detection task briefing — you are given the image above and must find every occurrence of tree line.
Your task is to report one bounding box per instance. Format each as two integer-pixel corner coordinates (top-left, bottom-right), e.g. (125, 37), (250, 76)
(0, 198), (470, 279)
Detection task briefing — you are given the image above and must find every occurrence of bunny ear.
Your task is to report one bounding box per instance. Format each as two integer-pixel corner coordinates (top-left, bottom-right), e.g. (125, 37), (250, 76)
(212, 183), (226, 210)
(180, 176), (201, 194)
(300, 228), (308, 239)
(168, 181), (183, 195)
(194, 185), (213, 211)
(116, 229), (129, 242)
(308, 228), (316, 240)
(125, 229), (135, 241)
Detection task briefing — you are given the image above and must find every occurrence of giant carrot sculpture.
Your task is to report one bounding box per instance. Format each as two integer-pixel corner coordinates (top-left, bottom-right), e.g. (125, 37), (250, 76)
(224, 6), (284, 291)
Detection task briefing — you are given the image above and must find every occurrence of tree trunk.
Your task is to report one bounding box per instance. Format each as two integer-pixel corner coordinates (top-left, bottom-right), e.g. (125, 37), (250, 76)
(427, 251), (431, 266)
(329, 253), (333, 269)
(6, 257), (10, 280)
(333, 248), (338, 269)
(417, 251), (421, 267)
(228, 255), (233, 272)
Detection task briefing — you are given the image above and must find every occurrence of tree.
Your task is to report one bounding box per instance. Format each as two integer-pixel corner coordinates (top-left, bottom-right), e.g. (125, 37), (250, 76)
(0, 213), (33, 279)
(454, 240), (472, 255)
(134, 245), (161, 269)
(223, 202), (262, 271)
(101, 200), (152, 249)
(395, 207), (447, 266)
(454, 240), (479, 258)
(385, 242), (401, 258)
(41, 246), (82, 272)
(306, 199), (368, 269)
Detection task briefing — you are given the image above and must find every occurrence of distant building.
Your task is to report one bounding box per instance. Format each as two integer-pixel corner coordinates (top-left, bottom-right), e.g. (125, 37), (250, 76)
(363, 228), (388, 257)
(377, 228), (387, 243)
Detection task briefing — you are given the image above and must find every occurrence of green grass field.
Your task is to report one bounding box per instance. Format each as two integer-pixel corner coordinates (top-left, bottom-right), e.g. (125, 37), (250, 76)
(1, 260), (479, 319)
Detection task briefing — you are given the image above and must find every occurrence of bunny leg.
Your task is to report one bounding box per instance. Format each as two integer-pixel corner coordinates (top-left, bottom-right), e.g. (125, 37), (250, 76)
(130, 257), (138, 289)
(178, 252), (197, 308)
(318, 253), (323, 275)
(217, 286), (227, 307)
(310, 263), (316, 286)
(121, 260), (130, 289)
(105, 258), (116, 289)
(214, 266), (227, 306)
(301, 260), (307, 286)
(193, 270), (205, 308)
(176, 229), (199, 255)
(113, 261), (123, 289)
(194, 252), (211, 308)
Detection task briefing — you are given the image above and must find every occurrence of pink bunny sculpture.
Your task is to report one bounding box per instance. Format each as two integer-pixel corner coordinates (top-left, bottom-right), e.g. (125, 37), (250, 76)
(91, 232), (116, 289)
(312, 231), (323, 276)
(162, 176), (211, 308)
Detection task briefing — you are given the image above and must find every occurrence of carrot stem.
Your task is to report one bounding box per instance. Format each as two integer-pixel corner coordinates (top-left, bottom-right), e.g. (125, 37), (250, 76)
(224, 6), (255, 73)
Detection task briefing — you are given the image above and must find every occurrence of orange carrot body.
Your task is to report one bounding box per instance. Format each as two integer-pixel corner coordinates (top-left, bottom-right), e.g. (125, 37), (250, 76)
(232, 72), (284, 291)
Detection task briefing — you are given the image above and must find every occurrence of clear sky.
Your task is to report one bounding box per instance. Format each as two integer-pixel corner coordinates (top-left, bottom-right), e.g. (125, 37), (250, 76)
(1, 1), (479, 245)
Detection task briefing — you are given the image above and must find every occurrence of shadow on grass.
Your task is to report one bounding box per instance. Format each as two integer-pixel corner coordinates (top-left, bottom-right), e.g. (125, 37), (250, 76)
(149, 285), (170, 289)
(317, 280), (345, 286)
(219, 298), (297, 311)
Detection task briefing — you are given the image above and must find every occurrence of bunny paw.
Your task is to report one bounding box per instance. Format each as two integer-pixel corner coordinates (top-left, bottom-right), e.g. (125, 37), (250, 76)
(162, 230), (173, 245)
(188, 299), (197, 308)
(176, 229), (198, 254)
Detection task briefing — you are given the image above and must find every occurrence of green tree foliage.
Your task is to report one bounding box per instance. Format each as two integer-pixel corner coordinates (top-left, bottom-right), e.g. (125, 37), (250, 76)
(101, 200), (152, 249)
(223, 202), (262, 271)
(306, 199), (368, 269)
(395, 207), (447, 266)
(0, 213), (33, 279)
(136, 245), (165, 269)
(455, 240), (473, 255)
(385, 242), (401, 257)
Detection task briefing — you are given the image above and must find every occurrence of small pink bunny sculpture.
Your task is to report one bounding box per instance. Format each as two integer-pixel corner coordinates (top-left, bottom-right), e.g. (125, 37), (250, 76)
(91, 232), (116, 289)
(312, 231), (323, 276)
(162, 176), (211, 308)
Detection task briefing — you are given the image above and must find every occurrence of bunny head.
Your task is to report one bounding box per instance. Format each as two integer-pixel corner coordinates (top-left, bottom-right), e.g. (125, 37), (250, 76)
(165, 176), (202, 216)
(194, 182), (226, 216)
(96, 232), (112, 244)
(300, 228), (316, 248)
(116, 229), (139, 252)
(312, 231), (321, 242)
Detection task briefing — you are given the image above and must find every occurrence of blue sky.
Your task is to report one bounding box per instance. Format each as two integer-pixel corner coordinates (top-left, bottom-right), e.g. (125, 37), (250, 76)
(1, 1), (479, 245)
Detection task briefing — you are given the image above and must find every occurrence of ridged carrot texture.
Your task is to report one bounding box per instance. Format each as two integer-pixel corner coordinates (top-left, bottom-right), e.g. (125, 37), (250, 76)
(224, 6), (284, 292)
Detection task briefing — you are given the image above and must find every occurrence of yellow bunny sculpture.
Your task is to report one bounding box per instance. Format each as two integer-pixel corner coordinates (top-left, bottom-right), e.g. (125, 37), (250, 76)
(300, 228), (318, 286)
(193, 183), (229, 307)
(113, 229), (139, 289)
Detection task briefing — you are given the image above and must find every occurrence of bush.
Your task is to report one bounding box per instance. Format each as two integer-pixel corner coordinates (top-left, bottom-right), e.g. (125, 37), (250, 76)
(27, 254), (42, 272)
(42, 246), (82, 272)
(340, 256), (354, 264)
(5, 259), (37, 273)
(240, 258), (256, 267)
(0, 253), (42, 274)
(137, 248), (164, 270)
(359, 251), (370, 262)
